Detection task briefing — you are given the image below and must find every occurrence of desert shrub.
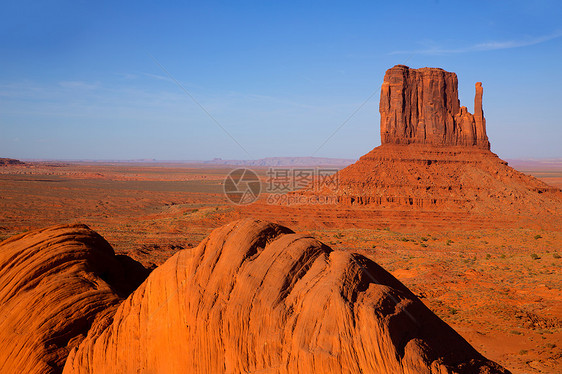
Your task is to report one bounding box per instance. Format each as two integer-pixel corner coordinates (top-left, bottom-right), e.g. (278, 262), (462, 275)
(530, 253), (540, 260)
(420, 237), (428, 242)
(534, 234), (542, 239)
(553, 253), (561, 259)
(334, 233), (343, 239)
(519, 349), (528, 355)
(446, 239), (453, 245)
(420, 243), (428, 248)
(400, 237), (409, 242)
(500, 254), (506, 259)
(486, 254), (491, 260)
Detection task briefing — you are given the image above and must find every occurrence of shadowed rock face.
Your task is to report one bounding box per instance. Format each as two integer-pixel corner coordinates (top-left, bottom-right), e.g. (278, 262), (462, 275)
(0, 224), (149, 374)
(380, 65), (490, 149)
(63, 219), (508, 374)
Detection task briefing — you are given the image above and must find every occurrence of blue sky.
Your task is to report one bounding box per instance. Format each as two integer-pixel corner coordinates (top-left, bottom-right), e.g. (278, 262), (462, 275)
(1, 0), (561, 160)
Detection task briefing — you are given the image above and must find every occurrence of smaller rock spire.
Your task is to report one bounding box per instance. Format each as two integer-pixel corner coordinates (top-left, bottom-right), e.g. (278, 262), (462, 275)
(474, 82), (490, 149)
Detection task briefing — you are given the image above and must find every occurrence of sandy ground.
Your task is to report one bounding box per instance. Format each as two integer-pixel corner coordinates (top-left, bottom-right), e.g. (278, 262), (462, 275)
(0, 161), (560, 373)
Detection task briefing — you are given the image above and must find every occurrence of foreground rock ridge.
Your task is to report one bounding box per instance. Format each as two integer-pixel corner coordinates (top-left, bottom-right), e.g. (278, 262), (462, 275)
(63, 219), (508, 374)
(0, 224), (148, 374)
(380, 65), (489, 149)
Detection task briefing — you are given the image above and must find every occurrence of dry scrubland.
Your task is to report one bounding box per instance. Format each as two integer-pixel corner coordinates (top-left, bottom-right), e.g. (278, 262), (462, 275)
(0, 161), (560, 373)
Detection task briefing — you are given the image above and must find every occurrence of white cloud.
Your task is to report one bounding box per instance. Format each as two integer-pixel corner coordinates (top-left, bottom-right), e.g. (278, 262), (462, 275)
(58, 81), (100, 90)
(116, 72), (138, 80)
(142, 72), (175, 83)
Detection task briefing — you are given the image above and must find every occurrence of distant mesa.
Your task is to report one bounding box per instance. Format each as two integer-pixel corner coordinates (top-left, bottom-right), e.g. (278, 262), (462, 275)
(380, 65), (489, 149)
(204, 156), (355, 167)
(0, 158), (25, 166)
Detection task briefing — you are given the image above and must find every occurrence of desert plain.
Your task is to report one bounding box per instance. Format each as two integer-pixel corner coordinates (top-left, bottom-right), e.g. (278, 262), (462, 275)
(0, 157), (560, 374)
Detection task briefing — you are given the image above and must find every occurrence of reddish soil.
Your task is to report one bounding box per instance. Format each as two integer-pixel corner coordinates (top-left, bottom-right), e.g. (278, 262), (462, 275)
(0, 161), (560, 373)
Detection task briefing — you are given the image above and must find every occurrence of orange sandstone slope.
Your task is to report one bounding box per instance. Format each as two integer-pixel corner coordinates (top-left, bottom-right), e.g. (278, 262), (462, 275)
(64, 219), (508, 374)
(334, 144), (561, 216)
(0, 224), (148, 374)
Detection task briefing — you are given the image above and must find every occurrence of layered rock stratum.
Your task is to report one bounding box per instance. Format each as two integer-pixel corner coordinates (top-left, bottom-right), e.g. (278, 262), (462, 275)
(333, 144), (560, 214)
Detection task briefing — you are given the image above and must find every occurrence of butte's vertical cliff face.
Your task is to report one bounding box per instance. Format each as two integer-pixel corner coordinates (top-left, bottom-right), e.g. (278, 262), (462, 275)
(380, 65), (489, 149)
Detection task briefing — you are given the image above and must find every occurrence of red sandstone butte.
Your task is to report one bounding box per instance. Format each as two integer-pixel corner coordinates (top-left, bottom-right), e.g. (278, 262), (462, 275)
(380, 65), (490, 149)
(290, 65), (561, 228)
